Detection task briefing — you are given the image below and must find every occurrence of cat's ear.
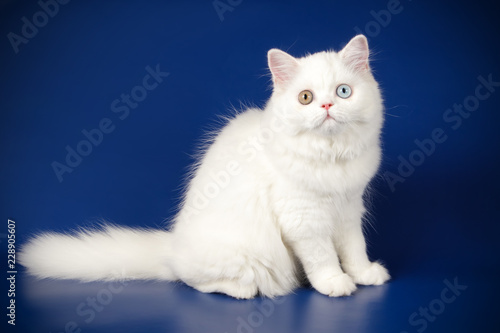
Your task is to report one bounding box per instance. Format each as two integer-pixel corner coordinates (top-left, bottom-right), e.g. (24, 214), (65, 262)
(268, 49), (299, 89)
(340, 35), (370, 72)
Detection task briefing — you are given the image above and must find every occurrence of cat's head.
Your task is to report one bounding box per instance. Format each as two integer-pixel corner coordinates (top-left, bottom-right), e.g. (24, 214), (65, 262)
(267, 35), (383, 138)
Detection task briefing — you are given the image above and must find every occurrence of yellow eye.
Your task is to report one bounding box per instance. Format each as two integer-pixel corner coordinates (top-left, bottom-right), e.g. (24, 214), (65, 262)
(298, 90), (313, 105)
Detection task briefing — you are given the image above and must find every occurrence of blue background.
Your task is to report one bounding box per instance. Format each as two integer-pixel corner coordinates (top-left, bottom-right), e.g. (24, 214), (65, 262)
(1, 0), (499, 332)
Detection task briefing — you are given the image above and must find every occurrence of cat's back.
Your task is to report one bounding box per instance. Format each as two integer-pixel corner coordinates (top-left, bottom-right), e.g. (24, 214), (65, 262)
(201, 107), (267, 165)
(175, 106), (272, 228)
(216, 107), (265, 146)
(184, 107), (269, 195)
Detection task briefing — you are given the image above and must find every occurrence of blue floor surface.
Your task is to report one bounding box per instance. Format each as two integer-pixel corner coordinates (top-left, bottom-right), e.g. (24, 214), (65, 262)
(8, 271), (499, 333)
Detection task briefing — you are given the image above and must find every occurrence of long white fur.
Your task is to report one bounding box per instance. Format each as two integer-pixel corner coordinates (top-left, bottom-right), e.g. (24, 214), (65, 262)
(19, 35), (390, 299)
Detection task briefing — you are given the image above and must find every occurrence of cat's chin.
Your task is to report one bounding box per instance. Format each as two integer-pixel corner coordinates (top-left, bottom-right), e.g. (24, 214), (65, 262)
(313, 118), (345, 136)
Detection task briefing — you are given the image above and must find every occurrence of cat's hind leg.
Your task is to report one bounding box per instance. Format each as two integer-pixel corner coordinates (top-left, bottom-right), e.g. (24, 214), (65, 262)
(193, 279), (258, 299)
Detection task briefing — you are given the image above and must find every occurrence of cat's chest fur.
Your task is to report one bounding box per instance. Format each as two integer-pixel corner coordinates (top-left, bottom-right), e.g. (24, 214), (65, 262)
(263, 131), (380, 196)
(261, 131), (379, 238)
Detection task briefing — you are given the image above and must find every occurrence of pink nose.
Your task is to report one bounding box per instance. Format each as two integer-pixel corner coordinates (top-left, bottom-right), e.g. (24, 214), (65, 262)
(321, 103), (333, 111)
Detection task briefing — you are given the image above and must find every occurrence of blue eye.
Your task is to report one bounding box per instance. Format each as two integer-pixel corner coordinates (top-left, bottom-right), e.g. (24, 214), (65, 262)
(336, 84), (352, 99)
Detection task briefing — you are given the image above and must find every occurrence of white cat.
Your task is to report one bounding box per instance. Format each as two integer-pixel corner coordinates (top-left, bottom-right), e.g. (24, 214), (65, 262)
(19, 35), (390, 299)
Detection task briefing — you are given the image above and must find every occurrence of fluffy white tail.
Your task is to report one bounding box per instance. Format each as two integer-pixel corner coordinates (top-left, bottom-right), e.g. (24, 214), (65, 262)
(18, 226), (175, 281)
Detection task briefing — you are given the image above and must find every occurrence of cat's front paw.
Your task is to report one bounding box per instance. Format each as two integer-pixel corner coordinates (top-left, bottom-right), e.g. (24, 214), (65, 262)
(349, 262), (390, 286)
(312, 273), (357, 297)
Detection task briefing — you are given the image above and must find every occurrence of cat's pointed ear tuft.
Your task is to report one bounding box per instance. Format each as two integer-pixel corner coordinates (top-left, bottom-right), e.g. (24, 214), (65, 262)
(340, 35), (370, 72)
(268, 49), (299, 89)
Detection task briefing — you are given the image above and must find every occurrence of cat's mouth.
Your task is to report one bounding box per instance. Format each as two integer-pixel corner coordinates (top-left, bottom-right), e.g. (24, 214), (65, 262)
(311, 112), (345, 132)
(320, 113), (348, 130)
(324, 113), (342, 124)
(316, 115), (338, 131)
